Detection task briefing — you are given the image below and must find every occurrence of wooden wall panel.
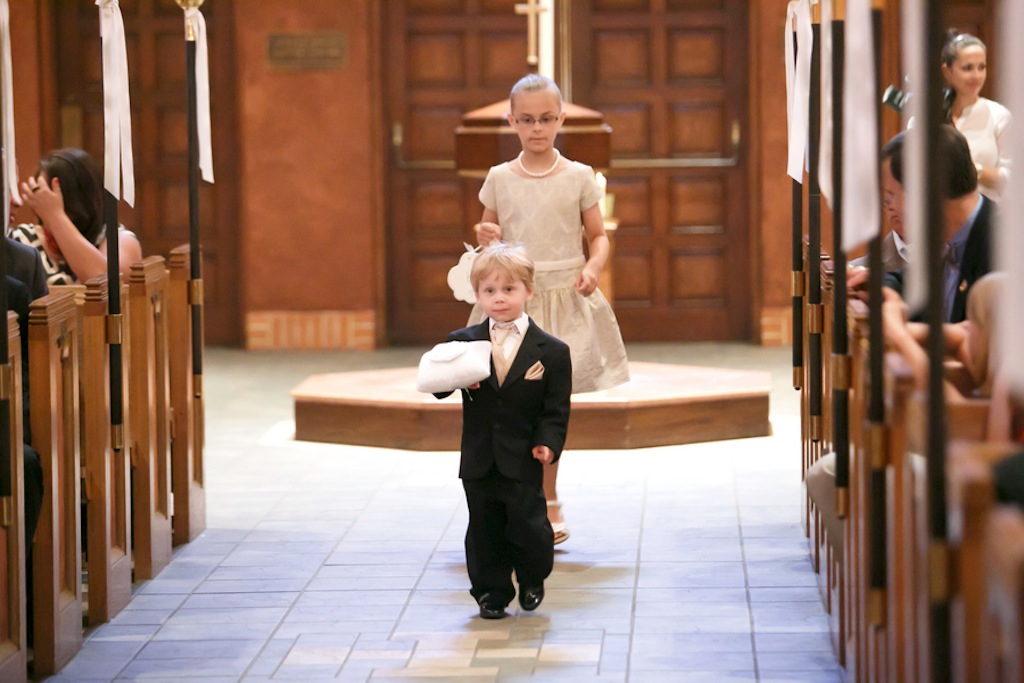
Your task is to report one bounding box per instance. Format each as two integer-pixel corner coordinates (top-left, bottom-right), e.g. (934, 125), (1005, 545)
(408, 34), (466, 86)
(671, 250), (726, 302)
(601, 105), (651, 154)
(594, 31), (651, 85)
(670, 105), (724, 155)
(671, 178), (724, 227)
(668, 30), (723, 80)
(613, 250), (655, 302)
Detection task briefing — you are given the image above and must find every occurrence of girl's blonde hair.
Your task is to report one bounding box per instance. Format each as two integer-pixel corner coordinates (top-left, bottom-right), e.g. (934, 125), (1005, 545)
(470, 242), (535, 292)
(509, 74), (562, 111)
(965, 271), (1006, 396)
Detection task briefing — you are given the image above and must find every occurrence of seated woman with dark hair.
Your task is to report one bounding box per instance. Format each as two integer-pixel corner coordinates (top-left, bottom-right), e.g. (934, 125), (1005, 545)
(11, 147), (142, 285)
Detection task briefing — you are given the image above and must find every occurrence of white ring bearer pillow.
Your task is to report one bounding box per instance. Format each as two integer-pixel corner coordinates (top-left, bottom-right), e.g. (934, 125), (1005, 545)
(415, 340), (492, 394)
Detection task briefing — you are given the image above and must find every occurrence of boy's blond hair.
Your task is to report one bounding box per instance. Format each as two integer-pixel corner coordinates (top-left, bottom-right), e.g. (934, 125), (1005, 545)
(470, 242), (535, 292)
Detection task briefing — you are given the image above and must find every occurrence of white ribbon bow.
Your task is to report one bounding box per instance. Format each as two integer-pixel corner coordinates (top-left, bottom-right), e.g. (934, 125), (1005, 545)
(186, 7), (214, 183)
(97, 0), (135, 206)
(0, 0), (16, 229)
(785, 0), (814, 181)
(841, 0), (880, 252)
(818, 0), (833, 207)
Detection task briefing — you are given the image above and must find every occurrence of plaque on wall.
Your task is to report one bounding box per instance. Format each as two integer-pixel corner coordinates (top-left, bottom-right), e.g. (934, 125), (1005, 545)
(268, 32), (348, 70)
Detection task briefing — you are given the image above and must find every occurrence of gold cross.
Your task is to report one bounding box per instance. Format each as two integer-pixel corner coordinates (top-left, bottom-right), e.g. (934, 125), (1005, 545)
(514, 0), (547, 67)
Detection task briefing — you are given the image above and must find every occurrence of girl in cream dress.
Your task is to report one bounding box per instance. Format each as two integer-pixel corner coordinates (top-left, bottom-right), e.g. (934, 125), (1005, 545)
(471, 74), (629, 545)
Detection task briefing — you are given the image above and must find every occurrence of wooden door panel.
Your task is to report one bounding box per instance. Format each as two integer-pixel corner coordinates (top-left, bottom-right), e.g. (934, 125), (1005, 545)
(672, 177), (724, 226)
(603, 106), (650, 153)
(573, 0), (750, 341)
(594, 32), (650, 84)
(386, 0), (527, 345)
(671, 249), (726, 300)
(669, 30), (723, 79)
(54, 0), (239, 345)
(670, 105), (725, 154)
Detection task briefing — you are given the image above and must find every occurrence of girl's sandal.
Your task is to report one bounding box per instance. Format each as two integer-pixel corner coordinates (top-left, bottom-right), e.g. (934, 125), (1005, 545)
(548, 501), (570, 545)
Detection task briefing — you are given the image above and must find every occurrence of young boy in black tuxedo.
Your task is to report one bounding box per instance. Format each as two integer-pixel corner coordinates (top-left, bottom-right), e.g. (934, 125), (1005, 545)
(436, 243), (572, 619)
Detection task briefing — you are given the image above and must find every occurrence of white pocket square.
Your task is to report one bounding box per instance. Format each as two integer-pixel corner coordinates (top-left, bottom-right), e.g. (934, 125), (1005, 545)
(524, 361), (544, 380)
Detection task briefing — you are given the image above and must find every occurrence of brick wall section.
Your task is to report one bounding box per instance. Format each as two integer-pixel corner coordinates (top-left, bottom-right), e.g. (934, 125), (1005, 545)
(760, 306), (793, 346)
(245, 311), (376, 350)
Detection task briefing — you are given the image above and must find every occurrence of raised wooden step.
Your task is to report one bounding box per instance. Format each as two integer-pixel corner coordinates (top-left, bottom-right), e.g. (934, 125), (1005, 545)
(292, 361), (771, 450)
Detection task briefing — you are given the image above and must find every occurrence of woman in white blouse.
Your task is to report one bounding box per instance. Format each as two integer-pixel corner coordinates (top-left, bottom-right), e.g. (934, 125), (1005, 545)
(942, 30), (1012, 200)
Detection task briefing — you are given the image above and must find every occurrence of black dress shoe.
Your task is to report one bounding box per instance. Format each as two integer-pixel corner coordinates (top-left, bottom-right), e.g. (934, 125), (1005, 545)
(479, 602), (506, 619)
(477, 593), (506, 619)
(518, 584), (544, 611)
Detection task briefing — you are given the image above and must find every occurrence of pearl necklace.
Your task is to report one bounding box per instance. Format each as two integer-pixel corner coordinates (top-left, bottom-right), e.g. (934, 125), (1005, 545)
(517, 149), (561, 178)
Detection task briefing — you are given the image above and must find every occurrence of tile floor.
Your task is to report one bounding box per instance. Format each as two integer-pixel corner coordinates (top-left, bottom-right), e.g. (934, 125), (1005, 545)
(44, 343), (842, 682)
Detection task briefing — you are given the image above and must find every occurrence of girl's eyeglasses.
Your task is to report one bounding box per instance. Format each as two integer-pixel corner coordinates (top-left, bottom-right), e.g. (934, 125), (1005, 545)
(513, 115), (560, 127)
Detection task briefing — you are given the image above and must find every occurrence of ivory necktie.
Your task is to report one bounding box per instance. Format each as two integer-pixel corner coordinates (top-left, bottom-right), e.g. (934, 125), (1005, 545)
(491, 322), (516, 386)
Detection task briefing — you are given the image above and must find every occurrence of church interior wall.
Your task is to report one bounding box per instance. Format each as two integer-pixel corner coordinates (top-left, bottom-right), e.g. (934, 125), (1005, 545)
(10, 0), (51, 229)
(234, 0), (384, 350)
(7, 1), (990, 350)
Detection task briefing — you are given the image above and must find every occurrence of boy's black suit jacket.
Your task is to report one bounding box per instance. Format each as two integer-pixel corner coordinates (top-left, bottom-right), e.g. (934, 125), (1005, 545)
(437, 318), (572, 485)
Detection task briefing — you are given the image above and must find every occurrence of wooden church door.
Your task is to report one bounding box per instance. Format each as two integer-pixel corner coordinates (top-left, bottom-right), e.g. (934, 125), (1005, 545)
(570, 0), (751, 341)
(52, 0), (240, 345)
(385, 0), (751, 344)
(383, 0), (533, 346)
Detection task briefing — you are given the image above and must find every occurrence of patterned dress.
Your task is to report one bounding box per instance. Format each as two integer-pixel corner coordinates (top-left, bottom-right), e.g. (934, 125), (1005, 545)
(470, 160), (629, 394)
(10, 223), (134, 286)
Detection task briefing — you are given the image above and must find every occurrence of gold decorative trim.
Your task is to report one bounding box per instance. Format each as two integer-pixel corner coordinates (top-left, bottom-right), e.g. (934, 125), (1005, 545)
(0, 364), (11, 400)
(806, 304), (824, 335)
(869, 422), (887, 469)
(830, 354), (850, 390)
(929, 541), (950, 601)
(869, 588), (886, 626)
(107, 313), (124, 345)
(810, 414), (822, 441)
(791, 272), (805, 297)
(189, 279), (204, 306)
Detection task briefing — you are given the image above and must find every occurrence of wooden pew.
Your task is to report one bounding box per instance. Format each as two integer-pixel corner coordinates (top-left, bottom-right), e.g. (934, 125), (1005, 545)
(947, 440), (1021, 683)
(0, 311), (28, 683)
(820, 260), (835, 458)
(804, 258), (845, 665)
(843, 299), (870, 680)
(884, 350), (927, 683)
(167, 246), (205, 545)
(127, 257), (172, 580)
(53, 279), (133, 625)
(884, 355), (992, 683)
(27, 290), (82, 676)
(982, 505), (1024, 683)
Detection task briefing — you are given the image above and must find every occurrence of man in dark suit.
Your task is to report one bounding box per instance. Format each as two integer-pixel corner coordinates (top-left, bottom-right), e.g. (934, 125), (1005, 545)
(4, 224), (49, 645)
(436, 243), (572, 620)
(6, 237), (48, 302)
(848, 126), (992, 323)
